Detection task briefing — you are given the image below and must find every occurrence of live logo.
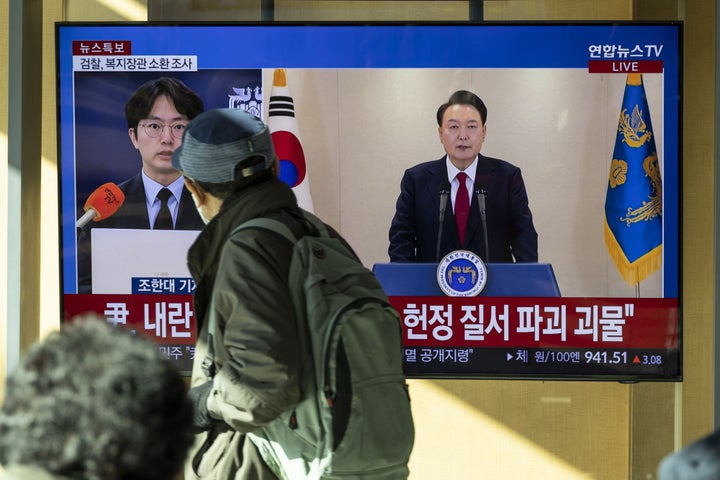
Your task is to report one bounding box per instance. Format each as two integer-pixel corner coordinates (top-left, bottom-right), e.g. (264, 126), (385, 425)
(588, 60), (663, 73)
(614, 61), (640, 72)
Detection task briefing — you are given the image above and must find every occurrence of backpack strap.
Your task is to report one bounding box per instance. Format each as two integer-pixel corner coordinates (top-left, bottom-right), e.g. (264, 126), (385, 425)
(298, 210), (330, 238)
(232, 217), (298, 243)
(231, 209), (329, 241)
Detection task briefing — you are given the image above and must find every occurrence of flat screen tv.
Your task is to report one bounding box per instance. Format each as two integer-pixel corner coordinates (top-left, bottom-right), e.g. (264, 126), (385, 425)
(56, 21), (681, 380)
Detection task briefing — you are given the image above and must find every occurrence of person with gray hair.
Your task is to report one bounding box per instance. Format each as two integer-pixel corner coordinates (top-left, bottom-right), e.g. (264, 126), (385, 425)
(657, 430), (720, 480)
(0, 317), (194, 480)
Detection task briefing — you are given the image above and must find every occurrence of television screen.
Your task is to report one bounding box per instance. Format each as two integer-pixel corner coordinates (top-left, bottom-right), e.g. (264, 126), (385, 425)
(56, 22), (681, 380)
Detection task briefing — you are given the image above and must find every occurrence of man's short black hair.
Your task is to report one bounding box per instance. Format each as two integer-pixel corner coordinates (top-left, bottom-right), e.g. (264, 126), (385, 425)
(125, 77), (204, 130)
(436, 90), (488, 126)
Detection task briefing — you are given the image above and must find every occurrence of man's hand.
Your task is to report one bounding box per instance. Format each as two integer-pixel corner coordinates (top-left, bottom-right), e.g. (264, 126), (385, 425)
(188, 381), (215, 432)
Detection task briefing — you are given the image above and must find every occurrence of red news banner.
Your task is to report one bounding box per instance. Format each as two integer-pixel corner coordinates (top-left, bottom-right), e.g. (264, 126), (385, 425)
(64, 294), (196, 345)
(390, 296), (678, 350)
(65, 294), (678, 352)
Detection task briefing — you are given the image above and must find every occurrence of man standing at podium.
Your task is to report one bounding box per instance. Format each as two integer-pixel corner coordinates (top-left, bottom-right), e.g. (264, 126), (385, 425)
(388, 89), (538, 264)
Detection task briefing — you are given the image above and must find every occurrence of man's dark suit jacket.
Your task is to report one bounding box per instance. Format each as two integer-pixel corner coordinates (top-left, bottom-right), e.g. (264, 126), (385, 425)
(388, 155), (538, 263)
(76, 172), (205, 293)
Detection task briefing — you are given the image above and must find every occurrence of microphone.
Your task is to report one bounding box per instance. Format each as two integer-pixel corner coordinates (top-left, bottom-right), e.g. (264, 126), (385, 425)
(474, 185), (490, 262)
(436, 179), (451, 263)
(76, 182), (125, 229)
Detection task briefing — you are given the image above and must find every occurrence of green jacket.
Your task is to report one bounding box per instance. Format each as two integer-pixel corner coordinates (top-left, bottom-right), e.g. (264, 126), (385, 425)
(185, 177), (303, 480)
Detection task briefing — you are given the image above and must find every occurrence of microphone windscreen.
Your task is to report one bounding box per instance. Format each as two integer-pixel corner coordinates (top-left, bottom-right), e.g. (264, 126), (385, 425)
(84, 182), (125, 221)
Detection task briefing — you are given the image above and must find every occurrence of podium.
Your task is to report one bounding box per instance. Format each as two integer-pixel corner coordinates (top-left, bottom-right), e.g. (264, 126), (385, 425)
(372, 262), (561, 378)
(372, 262), (561, 297)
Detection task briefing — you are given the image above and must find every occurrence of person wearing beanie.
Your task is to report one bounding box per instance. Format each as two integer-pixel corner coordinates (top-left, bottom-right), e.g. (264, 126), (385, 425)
(174, 108), (348, 479)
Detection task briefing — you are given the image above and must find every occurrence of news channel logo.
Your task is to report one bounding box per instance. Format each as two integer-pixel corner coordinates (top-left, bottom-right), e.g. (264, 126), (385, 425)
(436, 250), (488, 297)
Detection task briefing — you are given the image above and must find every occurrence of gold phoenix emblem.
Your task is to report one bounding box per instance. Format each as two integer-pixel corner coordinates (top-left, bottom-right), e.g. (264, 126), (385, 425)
(620, 153), (662, 226)
(447, 265), (476, 284)
(618, 104), (652, 148)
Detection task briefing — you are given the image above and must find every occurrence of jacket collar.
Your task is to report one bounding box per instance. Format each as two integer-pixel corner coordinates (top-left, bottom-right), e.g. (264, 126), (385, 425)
(186, 177), (297, 285)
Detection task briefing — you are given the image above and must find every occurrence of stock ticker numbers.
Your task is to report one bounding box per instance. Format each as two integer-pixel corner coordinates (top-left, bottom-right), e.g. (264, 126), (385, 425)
(542, 349), (662, 367)
(585, 350), (628, 364)
(401, 345), (675, 378)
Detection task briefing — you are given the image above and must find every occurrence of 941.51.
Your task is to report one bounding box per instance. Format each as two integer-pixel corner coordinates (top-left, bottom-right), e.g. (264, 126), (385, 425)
(584, 351), (627, 364)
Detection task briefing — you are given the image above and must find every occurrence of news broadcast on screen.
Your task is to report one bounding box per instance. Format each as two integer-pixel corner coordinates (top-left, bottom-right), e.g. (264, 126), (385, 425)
(56, 22), (681, 380)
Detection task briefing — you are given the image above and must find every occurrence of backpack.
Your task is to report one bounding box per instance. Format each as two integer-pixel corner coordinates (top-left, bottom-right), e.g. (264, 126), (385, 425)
(233, 210), (415, 480)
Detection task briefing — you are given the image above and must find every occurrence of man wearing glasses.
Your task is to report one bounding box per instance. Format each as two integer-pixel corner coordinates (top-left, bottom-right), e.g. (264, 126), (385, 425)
(77, 77), (206, 293)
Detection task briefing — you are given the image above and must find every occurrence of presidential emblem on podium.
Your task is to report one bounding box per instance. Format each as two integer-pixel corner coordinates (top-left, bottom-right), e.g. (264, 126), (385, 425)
(436, 250), (488, 297)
